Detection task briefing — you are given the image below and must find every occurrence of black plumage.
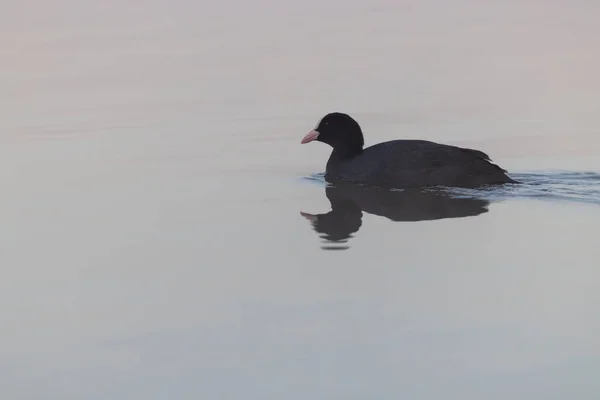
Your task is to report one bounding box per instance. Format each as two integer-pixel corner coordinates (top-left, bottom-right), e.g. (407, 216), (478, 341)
(301, 112), (516, 189)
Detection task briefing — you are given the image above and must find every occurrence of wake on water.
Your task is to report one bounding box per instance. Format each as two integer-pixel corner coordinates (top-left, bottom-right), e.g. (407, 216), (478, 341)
(303, 171), (600, 206)
(450, 171), (600, 205)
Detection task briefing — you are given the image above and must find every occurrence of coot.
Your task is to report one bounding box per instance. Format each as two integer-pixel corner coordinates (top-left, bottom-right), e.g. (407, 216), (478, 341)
(301, 112), (516, 188)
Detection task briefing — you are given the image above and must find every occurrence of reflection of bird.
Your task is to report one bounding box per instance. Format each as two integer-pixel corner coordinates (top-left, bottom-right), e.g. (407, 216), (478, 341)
(301, 112), (516, 189)
(301, 182), (490, 249)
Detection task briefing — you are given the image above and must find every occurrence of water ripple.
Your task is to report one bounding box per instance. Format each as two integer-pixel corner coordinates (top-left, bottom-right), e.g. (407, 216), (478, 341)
(303, 171), (600, 205)
(448, 171), (600, 205)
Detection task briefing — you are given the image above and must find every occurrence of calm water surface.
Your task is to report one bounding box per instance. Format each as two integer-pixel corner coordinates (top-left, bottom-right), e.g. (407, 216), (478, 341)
(1, 1), (600, 399)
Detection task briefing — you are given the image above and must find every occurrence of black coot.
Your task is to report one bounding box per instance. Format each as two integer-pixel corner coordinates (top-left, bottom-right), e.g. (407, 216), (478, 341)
(301, 112), (516, 189)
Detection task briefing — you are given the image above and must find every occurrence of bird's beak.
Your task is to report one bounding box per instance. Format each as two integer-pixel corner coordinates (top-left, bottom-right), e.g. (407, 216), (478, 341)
(300, 211), (318, 223)
(301, 130), (320, 144)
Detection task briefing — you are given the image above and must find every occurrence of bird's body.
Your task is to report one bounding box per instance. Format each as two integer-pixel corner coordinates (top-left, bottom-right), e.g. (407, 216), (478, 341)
(301, 113), (516, 189)
(326, 139), (514, 188)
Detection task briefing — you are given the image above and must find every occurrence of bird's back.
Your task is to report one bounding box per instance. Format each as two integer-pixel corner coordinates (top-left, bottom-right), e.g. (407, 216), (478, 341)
(326, 140), (515, 188)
